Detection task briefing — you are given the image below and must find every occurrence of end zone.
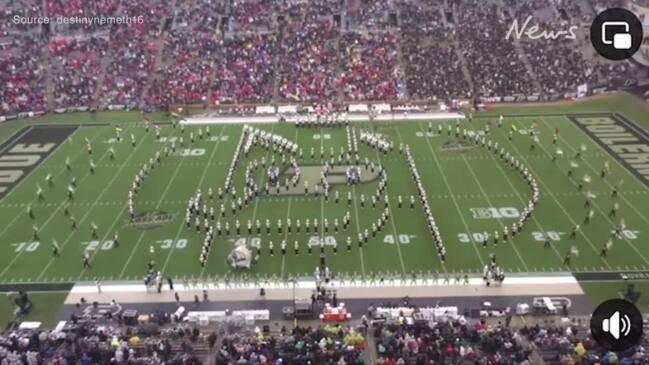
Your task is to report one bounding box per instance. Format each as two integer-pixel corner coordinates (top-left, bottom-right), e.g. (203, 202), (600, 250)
(569, 114), (649, 188)
(0, 125), (77, 200)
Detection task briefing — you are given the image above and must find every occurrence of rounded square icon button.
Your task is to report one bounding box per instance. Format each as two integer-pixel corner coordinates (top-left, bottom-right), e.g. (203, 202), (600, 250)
(613, 33), (632, 49)
(591, 8), (643, 60)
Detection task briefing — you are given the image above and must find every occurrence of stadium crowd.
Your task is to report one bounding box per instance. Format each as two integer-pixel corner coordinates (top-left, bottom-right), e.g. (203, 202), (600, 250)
(0, 34), (47, 115)
(212, 34), (277, 104)
(98, 0), (170, 109)
(374, 319), (532, 364)
(339, 32), (404, 101)
(521, 323), (649, 364)
(345, 0), (392, 29)
(398, 2), (471, 101)
(49, 36), (108, 109)
(216, 324), (365, 364)
(4, 306), (649, 365)
(522, 38), (600, 96)
(457, 2), (538, 98)
(277, 19), (340, 102)
(0, 322), (210, 365)
(0, 0), (642, 116)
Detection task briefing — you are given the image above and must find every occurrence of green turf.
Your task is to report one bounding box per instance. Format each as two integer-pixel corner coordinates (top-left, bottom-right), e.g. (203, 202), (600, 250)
(0, 93), (648, 283)
(0, 293), (67, 329)
(477, 92), (649, 130)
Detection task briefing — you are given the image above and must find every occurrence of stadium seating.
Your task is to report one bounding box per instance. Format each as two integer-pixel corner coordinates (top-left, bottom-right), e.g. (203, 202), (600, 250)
(1, 0), (641, 118)
(6, 317), (649, 364)
(216, 324), (366, 364)
(373, 319), (532, 364)
(519, 322), (649, 364)
(0, 322), (212, 364)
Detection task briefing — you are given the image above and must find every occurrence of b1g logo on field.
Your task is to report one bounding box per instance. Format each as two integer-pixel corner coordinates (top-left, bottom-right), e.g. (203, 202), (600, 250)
(129, 210), (175, 230)
(470, 207), (520, 219)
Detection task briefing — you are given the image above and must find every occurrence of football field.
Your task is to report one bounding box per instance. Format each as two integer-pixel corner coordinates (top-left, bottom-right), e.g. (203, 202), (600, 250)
(0, 109), (648, 284)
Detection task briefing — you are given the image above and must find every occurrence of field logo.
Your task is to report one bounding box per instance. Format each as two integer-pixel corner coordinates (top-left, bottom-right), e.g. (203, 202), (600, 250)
(129, 210), (174, 230)
(268, 165), (380, 196)
(82, 302), (122, 318)
(441, 140), (479, 153)
(0, 126), (76, 200)
(471, 207), (520, 219)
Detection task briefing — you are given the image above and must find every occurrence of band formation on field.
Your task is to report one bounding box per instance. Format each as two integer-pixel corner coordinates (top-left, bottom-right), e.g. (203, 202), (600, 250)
(0, 112), (647, 286)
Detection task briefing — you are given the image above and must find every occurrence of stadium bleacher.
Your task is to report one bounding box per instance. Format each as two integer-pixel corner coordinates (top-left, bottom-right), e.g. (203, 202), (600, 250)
(1, 0), (641, 117)
(4, 309), (649, 364)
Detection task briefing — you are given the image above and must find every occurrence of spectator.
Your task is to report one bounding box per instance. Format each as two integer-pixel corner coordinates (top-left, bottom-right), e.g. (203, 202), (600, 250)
(457, 1), (537, 98)
(339, 32), (405, 101)
(216, 324), (365, 364)
(399, 2), (471, 100)
(50, 36), (108, 109)
(375, 318), (532, 364)
(277, 19), (340, 102)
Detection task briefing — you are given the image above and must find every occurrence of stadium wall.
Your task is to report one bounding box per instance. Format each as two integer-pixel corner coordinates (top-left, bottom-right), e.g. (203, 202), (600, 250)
(2, 76), (642, 122)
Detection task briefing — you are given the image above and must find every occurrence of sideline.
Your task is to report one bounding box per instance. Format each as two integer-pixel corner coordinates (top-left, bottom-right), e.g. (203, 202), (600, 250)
(65, 274), (583, 304)
(180, 112), (466, 125)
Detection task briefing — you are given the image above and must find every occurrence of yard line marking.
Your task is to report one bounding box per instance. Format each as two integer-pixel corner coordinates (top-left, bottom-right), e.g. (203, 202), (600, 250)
(371, 140), (407, 274)
(78, 196), (148, 279)
(196, 125), (273, 280)
(540, 117), (649, 226)
(348, 129), (367, 278)
(0, 126), (120, 279)
(537, 117), (649, 265)
(279, 128), (299, 279)
(0, 126), (90, 236)
(0, 126), (33, 155)
(458, 146), (530, 271)
(471, 125), (565, 265)
(528, 118), (649, 266)
(280, 198), (292, 279)
(319, 127), (326, 271)
(194, 127), (242, 280)
(160, 125), (229, 276)
(35, 125), (150, 281)
(0, 126), (50, 205)
(393, 127), (449, 274)
(503, 120), (612, 268)
(414, 122), (485, 267)
(121, 125), (225, 279)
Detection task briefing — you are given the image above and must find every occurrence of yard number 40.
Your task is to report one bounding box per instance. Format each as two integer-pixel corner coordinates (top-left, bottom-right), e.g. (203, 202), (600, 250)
(383, 234), (413, 244)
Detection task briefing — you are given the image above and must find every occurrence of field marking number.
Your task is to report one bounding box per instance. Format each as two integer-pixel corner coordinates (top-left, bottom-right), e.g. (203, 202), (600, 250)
(384, 234), (415, 245)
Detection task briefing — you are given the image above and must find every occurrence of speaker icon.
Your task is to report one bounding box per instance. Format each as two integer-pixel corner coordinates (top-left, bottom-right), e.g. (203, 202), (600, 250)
(591, 299), (642, 351)
(602, 311), (632, 339)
